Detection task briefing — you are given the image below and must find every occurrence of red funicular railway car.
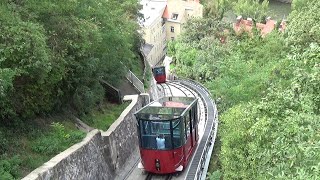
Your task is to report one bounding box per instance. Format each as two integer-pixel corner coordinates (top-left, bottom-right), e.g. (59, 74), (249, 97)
(134, 97), (199, 174)
(153, 66), (166, 83)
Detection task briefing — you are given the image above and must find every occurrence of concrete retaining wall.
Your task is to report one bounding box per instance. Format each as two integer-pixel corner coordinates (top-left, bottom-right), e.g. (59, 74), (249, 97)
(23, 94), (150, 180)
(102, 94), (149, 175)
(147, 77), (159, 101)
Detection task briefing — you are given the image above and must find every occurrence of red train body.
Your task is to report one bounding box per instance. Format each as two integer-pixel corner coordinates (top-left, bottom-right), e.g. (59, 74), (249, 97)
(153, 66), (166, 83)
(135, 97), (199, 174)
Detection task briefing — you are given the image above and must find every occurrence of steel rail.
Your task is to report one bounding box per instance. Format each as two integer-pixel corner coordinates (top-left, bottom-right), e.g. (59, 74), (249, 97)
(167, 83), (188, 97)
(166, 81), (194, 97)
(178, 80), (218, 180)
(160, 83), (173, 97)
(145, 173), (173, 180)
(123, 157), (141, 180)
(158, 84), (166, 97)
(125, 79), (218, 180)
(145, 173), (152, 180)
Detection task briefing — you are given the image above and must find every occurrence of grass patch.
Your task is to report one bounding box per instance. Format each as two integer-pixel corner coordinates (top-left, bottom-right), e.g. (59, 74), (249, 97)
(130, 56), (145, 81)
(0, 118), (86, 179)
(81, 101), (130, 131)
(0, 99), (131, 179)
(31, 122), (85, 156)
(0, 100), (130, 179)
(144, 62), (152, 89)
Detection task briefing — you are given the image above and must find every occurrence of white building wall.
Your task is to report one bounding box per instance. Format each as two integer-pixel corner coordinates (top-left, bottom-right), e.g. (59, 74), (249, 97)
(140, 0), (167, 67)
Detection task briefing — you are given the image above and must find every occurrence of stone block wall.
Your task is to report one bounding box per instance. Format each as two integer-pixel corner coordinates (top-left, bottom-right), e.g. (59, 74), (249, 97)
(102, 94), (149, 174)
(147, 77), (159, 101)
(23, 131), (112, 180)
(23, 94), (149, 180)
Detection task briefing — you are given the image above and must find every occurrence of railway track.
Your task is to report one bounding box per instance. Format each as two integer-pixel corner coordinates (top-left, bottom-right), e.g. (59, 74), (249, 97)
(167, 81), (196, 97)
(158, 81), (197, 98)
(145, 173), (173, 180)
(159, 83), (173, 97)
(178, 79), (218, 180)
(124, 79), (218, 180)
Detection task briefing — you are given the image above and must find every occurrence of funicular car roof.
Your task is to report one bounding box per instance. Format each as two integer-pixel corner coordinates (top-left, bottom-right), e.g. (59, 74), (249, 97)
(153, 65), (165, 69)
(135, 96), (197, 121)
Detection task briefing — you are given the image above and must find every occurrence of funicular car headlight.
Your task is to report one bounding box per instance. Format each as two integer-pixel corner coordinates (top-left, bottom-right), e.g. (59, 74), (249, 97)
(155, 159), (161, 171)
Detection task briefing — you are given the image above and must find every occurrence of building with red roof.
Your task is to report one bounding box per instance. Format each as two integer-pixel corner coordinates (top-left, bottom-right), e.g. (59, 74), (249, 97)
(233, 16), (286, 37)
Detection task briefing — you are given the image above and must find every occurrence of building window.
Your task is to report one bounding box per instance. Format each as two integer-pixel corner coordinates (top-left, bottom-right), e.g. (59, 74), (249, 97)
(171, 37), (175, 41)
(170, 26), (175, 32)
(172, 13), (178, 20)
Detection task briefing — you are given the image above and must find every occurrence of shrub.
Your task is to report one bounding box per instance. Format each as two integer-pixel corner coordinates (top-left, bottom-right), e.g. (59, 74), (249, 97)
(207, 170), (222, 180)
(32, 122), (85, 155)
(0, 130), (8, 154)
(0, 155), (22, 179)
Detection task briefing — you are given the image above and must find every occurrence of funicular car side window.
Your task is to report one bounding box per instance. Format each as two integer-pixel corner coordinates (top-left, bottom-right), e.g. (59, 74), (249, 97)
(189, 110), (193, 130)
(185, 113), (191, 139)
(193, 105), (197, 127)
(172, 118), (183, 148)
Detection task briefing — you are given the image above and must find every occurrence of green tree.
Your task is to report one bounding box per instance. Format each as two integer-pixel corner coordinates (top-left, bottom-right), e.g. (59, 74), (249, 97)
(0, 3), (57, 120)
(168, 18), (231, 82)
(202, 0), (268, 21)
(1, 0), (141, 121)
(168, 1), (320, 179)
(286, 0), (320, 48)
(202, 0), (231, 19)
(232, 0), (269, 22)
(220, 43), (320, 179)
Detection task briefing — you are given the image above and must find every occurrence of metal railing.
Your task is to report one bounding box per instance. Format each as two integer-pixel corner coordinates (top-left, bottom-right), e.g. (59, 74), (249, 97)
(126, 70), (145, 93)
(120, 59), (145, 94)
(100, 79), (122, 103)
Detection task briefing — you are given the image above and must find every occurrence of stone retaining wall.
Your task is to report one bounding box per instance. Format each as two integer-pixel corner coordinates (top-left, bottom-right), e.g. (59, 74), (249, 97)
(147, 77), (159, 101)
(23, 94), (150, 180)
(102, 94), (150, 175)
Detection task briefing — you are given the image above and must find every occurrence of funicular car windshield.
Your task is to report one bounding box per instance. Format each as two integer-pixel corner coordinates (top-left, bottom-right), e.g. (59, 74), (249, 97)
(135, 97), (196, 150)
(153, 66), (165, 76)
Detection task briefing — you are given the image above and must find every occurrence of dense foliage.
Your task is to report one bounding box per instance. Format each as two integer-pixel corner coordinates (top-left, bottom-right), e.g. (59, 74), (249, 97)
(169, 0), (319, 179)
(168, 18), (231, 82)
(202, 0), (268, 21)
(0, 0), (141, 122)
(0, 120), (85, 179)
(0, 0), (141, 178)
(220, 43), (320, 179)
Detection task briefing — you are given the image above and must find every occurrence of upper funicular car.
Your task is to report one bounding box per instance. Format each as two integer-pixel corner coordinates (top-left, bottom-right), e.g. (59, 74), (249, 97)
(152, 66), (166, 83)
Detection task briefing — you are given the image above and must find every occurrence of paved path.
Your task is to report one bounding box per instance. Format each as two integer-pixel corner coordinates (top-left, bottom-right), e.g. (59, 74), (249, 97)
(117, 79), (140, 98)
